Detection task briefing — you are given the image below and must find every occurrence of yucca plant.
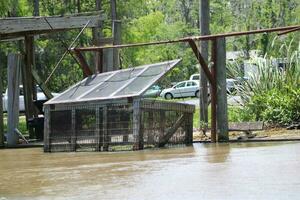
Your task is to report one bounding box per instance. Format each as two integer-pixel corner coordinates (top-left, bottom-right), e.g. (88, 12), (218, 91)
(230, 38), (300, 126)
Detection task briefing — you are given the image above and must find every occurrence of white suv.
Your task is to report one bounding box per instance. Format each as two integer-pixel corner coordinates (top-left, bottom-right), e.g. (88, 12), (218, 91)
(160, 80), (200, 99)
(2, 85), (58, 112)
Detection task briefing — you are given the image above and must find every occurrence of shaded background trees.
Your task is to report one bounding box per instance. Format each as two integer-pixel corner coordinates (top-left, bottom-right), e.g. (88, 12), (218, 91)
(0, 0), (299, 92)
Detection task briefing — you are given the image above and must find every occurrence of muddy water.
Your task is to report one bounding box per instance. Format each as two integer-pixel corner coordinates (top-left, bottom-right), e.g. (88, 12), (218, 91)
(1, 142), (300, 200)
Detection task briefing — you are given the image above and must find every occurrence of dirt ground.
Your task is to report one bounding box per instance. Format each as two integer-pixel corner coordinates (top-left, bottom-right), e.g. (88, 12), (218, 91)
(193, 128), (300, 141)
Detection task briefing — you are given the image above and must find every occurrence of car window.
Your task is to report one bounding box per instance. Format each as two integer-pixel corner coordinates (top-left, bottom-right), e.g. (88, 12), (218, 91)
(192, 75), (199, 80)
(175, 82), (186, 88)
(36, 87), (43, 93)
(187, 81), (196, 87)
(19, 88), (24, 96)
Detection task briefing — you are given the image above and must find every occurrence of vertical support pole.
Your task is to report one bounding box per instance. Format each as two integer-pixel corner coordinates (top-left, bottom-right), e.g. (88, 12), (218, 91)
(43, 105), (50, 152)
(103, 49), (114, 72)
(93, 0), (102, 73)
(148, 111), (154, 144)
(210, 40), (217, 143)
(0, 55), (4, 147)
(23, 35), (37, 139)
(102, 106), (108, 151)
(97, 49), (104, 73)
(133, 99), (143, 150)
(159, 110), (166, 143)
(199, 0), (210, 133)
(216, 37), (229, 141)
(112, 20), (121, 70)
(7, 53), (21, 146)
(95, 107), (100, 151)
(71, 109), (76, 151)
(184, 113), (193, 145)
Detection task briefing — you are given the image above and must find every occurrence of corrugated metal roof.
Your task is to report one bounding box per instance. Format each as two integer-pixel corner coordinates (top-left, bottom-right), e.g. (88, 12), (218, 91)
(45, 59), (181, 104)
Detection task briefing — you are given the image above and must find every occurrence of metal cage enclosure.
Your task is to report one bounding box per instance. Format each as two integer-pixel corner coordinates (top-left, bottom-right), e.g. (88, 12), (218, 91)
(43, 60), (195, 152)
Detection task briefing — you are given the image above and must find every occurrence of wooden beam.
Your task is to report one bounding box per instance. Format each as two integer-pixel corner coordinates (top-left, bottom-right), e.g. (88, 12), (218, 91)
(22, 35), (37, 139)
(73, 50), (93, 76)
(210, 39), (217, 143)
(0, 55), (4, 147)
(31, 69), (53, 99)
(73, 25), (300, 51)
(158, 114), (185, 147)
(0, 12), (103, 35)
(215, 37), (229, 141)
(7, 53), (21, 146)
(188, 39), (213, 84)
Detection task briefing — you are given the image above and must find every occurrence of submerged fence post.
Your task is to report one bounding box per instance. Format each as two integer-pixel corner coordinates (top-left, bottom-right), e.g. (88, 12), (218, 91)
(133, 99), (143, 150)
(71, 109), (76, 151)
(102, 106), (108, 151)
(216, 37), (229, 141)
(7, 53), (21, 146)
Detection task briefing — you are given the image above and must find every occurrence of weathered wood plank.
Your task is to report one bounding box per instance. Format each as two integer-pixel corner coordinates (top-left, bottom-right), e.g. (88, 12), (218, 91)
(7, 53), (21, 146)
(0, 14), (103, 35)
(216, 37), (229, 142)
(0, 55), (3, 147)
(22, 35), (37, 138)
(158, 114), (185, 147)
(31, 69), (53, 99)
(229, 122), (264, 131)
(73, 50), (93, 76)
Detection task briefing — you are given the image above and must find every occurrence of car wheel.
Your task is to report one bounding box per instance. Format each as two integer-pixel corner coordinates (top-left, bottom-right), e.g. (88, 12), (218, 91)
(165, 93), (173, 100)
(195, 90), (200, 98)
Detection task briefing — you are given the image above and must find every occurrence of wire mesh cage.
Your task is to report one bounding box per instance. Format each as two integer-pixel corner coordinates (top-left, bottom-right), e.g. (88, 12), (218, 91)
(44, 99), (194, 152)
(43, 59), (195, 152)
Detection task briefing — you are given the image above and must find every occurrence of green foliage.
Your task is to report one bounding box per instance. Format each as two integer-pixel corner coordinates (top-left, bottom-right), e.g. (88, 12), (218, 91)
(235, 39), (300, 126)
(247, 87), (300, 125)
(0, 0), (299, 93)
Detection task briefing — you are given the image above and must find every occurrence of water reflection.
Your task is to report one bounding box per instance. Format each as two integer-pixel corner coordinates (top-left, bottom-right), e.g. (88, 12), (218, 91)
(203, 143), (231, 163)
(0, 142), (300, 200)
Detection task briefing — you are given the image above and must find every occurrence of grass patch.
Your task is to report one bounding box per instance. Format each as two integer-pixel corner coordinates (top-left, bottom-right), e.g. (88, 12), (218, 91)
(193, 105), (253, 129)
(3, 114), (28, 136)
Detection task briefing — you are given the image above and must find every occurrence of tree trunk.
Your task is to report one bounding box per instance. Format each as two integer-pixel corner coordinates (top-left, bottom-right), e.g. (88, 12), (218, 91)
(199, 0), (210, 133)
(93, 0), (102, 72)
(111, 0), (117, 20)
(33, 0), (39, 16)
(77, 0), (81, 13)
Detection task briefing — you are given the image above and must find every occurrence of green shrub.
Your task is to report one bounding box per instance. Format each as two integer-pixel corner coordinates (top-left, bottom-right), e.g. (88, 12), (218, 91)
(234, 39), (300, 126)
(247, 87), (300, 125)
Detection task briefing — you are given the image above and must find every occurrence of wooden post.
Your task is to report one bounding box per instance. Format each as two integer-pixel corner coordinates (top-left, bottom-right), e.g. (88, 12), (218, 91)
(93, 0), (102, 73)
(95, 108), (100, 151)
(185, 113), (193, 145)
(112, 20), (121, 70)
(102, 106), (108, 151)
(215, 37), (229, 141)
(133, 99), (143, 150)
(199, 0), (210, 132)
(7, 53), (21, 146)
(0, 55), (4, 147)
(210, 40), (217, 143)
(43, 105), (50, 152)
(159, 110), (165, 144)
(71, 109), (76, 151)
(100, 1), (120, 72)
(23, 35), (37, 139)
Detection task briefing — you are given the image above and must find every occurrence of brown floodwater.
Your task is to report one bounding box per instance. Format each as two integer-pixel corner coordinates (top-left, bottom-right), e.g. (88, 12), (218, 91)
(0, 142), (300, 200)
